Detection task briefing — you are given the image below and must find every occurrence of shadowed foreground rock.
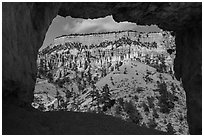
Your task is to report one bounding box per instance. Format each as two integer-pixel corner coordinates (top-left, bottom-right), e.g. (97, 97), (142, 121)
(2, 2), (202, 134)
(3, 103), (167, 135)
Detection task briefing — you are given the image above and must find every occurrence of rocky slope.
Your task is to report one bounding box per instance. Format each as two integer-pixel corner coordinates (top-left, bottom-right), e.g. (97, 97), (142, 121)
(37, 30), (175, 82)
(33, 60), (188, 134)
(78, 60), (188, 134)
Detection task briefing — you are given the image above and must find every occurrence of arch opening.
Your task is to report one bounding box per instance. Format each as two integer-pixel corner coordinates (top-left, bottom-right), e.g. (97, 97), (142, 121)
(33, 15), (188, 134)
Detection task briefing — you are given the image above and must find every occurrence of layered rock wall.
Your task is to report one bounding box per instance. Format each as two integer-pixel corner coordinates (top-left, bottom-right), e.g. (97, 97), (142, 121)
(52, 31), (164, 47)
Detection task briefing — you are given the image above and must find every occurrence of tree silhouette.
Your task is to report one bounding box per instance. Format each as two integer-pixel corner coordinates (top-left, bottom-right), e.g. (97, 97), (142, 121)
(124, 67), (127, 74)
(55, 90), (62, 110)
(38, 59), (47, 78)
(47, 72), (53, 83)
(65, 89), (72, 103)
(124, 100), (142, 125)
(157, 82), (175, 114)
(89, 84), (101, 113)
(101, 84), (111, 111)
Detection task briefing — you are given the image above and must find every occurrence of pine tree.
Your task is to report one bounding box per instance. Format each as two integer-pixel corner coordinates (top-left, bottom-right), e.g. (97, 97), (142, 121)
(38, 59), (47, 78)
(102, 84), (110, 101)
(90, 84), (101, 112)
(56, 90), (61, 110)
(124, 67), (127, 74)
(100, 84), (111, 112)
(124, 100), (142, 125)
(47, 72), (53, 83)
(65, 89), (72, 102)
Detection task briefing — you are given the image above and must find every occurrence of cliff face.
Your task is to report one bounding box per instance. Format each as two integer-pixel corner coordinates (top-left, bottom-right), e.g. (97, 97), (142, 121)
(36, 30), (174, 89)
(51, 31), (164, 47)
(2, 2), (201, 135)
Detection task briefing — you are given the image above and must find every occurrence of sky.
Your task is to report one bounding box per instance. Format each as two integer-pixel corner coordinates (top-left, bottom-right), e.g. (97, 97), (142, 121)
(41, 15), (161, 50)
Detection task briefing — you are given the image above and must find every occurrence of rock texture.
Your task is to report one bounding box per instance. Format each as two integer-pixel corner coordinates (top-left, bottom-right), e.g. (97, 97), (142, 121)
(2, 3), (60, 104)
(2, 2), (202, 135)
(174, 26), (202, 135)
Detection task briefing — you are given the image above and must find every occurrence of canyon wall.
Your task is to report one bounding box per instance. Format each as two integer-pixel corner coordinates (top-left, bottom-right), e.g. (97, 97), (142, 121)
(51, 31), (164, 47)
(2, 2), (201, 134)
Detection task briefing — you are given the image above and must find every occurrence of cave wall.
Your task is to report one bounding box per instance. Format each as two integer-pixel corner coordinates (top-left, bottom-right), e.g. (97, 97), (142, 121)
(174, 25), (202, 134)
(2, 2), (202, 134)
(2, 3), (60, 104)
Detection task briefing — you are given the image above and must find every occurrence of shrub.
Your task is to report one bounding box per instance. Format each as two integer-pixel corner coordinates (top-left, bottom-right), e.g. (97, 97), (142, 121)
(157, 82), (175, 114)
(38, 103), (46, 111)
(159, 103), (171, 114)
(115, 105), (122, 115)
(47, 72), (53, 83)
(148, 118), (157, 129)
(136, 87), (144, 93)
(124, 101), (142, 125)
(124, 101), (135, 114)
(142, 102), (149, 112)
(65, 90), (72, 100)
(55, 79), (64, 88)
(129, 112), (141, 125)
(147, 96), (154, 108)
(153, 109), (159, 118)
(167, 123), (175, 134)
(134, 95), (139, 102)
(124, 67), (127, 74)
(38, 67), (47, 78)
(118, 98), (124, 107)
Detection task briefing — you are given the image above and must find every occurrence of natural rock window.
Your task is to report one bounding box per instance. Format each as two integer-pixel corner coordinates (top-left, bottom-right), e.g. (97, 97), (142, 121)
(33, 15), (188, 134)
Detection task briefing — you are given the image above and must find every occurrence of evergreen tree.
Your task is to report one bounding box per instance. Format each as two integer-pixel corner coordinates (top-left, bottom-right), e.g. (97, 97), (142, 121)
(100, 84), (111, 111)
(38, 59), (47, 78)
(102, 84), (110, 101)
(157, 82), (174, 114)
(55, 78), (64, 88)
(87, 67), (92, 85)
(90, 84), (101, 112)
(124, 100), (142, 125)
(124, 67), (127, 74)
(84, 59), (89, 70)
(59, 71), (62, 78)
(47, 72), (53, 83)
(65, 89), (72, 102)
(56, 90), (62, 110)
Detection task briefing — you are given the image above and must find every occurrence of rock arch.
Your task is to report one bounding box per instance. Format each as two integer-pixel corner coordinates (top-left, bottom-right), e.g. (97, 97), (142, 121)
(2, 2), (202, 134)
